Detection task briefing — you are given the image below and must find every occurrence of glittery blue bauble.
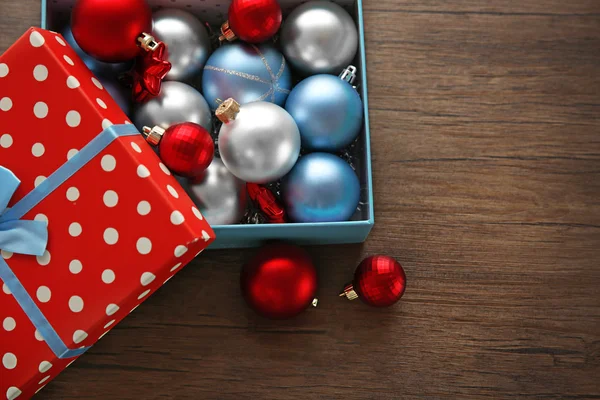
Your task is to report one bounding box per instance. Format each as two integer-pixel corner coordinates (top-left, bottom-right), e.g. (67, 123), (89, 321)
(99, 77), (131, 115)
(283, 153), (360, 223)
(63, 26), (133, 77)
(285, 74), (363, 152)
(202, 43), (292, 110)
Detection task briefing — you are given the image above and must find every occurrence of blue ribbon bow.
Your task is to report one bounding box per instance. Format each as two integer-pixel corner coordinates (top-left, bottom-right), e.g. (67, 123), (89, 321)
(0, 167), (49, 256)
(0, 123), (139, 359)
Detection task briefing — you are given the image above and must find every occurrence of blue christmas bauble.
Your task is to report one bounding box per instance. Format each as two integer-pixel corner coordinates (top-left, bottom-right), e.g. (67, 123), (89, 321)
(202, 43), (292, 110)
(282, 153), (360, 223)
(285, 74), (363, 152)
(63, 26), (133, 77)
(99, 77), (131, 115)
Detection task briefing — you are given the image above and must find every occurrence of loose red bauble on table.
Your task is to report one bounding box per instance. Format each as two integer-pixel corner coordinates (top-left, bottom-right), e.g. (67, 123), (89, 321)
(340, 255), (407, 307)
(143, 123), (214, 179)
(220, 0), (282, 43)
(71, 0), (152, 62)
(241, 243), (318, 319)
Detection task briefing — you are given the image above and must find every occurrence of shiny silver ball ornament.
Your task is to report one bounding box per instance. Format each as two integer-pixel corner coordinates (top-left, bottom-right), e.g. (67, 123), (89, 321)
(181, 158), (248, 225)
(133, 81), (212, 132)
(281, 1), (358, 75)
(217, 99), (301, 183)
(152, 9), (211, 81)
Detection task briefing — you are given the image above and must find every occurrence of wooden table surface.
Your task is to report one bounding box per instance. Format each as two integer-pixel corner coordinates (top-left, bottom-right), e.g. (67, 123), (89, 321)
(2, 0), (600, 398)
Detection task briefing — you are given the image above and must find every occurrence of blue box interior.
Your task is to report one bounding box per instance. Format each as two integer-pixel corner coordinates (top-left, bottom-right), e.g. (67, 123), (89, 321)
(41, 0), (374, 249)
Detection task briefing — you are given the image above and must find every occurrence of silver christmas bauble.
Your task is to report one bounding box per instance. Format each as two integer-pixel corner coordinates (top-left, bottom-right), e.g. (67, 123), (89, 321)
(281, 1), (358, 75)
(133, 81), (212, 131)
(182, 158), (248, 225)
(152, 9), (211, 82)
(217, 100), (301, 183)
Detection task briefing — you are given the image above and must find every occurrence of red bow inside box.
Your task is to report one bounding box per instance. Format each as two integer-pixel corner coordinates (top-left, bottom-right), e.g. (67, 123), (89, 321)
(0, 28), (215, 399)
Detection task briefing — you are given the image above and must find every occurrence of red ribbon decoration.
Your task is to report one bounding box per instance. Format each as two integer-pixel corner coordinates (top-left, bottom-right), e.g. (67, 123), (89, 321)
(247, 183), (287, 223)
(127, 41), (171, 103)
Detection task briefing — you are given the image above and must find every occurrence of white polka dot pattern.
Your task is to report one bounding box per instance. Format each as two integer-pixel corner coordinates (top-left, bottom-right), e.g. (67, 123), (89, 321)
(101, 155), (116, 172)
(92, 76), (103, 89)
(39, 361), (52, 373)
(103, 190), (119, 207)
(137, 238), (152, 255)
(0, 29), (216, 391)
(106, 304), (119, 316)
(33, 101), (48, 118)
(34, 175), (46, 187)
(69, 222), (82, 237)
(137, 201), (151, 215)
(36, 286), (51, 302)
(7, 386), (22, 400)
(69, 260), (83, 274)
(30, 31), (45, 47)
(69, 296), (84, 312)
(33, 64), (48, 81)
(36, 250), (51, 266)
(137, 165), (150, 178)
(1, 97), (13, 111)
(66, 187), (80, 201)
(170, 211), (185, 225)
(73, 330), (88, 344)
(101, 269), (116, 284)
(0, 134), (13, 148)
(3, 353), (17, 369)
(66, 110), (81, 127)
(31, 142), (45, 157)
(3, 317), (16, 331)
(103, 228), (119, 245)
(66, 76), (80, 88)
(140, 272), (156, 286)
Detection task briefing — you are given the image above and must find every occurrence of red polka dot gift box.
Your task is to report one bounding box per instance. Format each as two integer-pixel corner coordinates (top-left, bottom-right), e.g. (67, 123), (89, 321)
(0, 28), (215, 399)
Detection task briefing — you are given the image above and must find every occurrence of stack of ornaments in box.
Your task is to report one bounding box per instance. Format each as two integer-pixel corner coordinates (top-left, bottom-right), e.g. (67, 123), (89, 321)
(67, 0), (365, 227)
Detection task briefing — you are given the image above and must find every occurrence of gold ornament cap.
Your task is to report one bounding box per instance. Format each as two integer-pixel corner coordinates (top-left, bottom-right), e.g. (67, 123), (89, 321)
(142, 125), (165, 146)
(339, 283), (359, 301)
(137, 32), (159, 52)
(219, 21), (237, 42)
(216, 98), (241, 123)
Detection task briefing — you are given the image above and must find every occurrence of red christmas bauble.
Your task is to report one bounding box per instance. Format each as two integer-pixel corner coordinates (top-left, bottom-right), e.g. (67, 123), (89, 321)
(228, 0), (282, 43)
(158, 123), (214, 178)
(241, 243), (317, 319)
(341, 255), (406, 307)
(71, 0), (152, 62)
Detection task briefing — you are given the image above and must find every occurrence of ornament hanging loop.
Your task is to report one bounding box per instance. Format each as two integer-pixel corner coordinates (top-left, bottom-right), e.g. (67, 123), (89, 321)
(142, 125), (165, 146)
(339, 65), (357, 85)
(137, 32), (160, 52)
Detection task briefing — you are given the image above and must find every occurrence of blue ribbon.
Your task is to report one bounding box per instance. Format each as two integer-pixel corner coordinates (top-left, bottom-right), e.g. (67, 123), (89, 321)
(0, 123), (139, 359)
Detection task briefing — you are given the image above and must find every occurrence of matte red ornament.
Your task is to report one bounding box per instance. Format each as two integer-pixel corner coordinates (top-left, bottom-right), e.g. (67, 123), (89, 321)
(71, 0), (152, 62)
(340, 255), (406, 307)
(142, 123), (214, 179)
(220, 0), (282, 43)
(247, 183), (287, 223)
(241, 243), (318, 319)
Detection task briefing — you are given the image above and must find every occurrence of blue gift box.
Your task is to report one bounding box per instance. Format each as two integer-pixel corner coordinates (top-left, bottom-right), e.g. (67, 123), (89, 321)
(42, 0), (374, 249)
